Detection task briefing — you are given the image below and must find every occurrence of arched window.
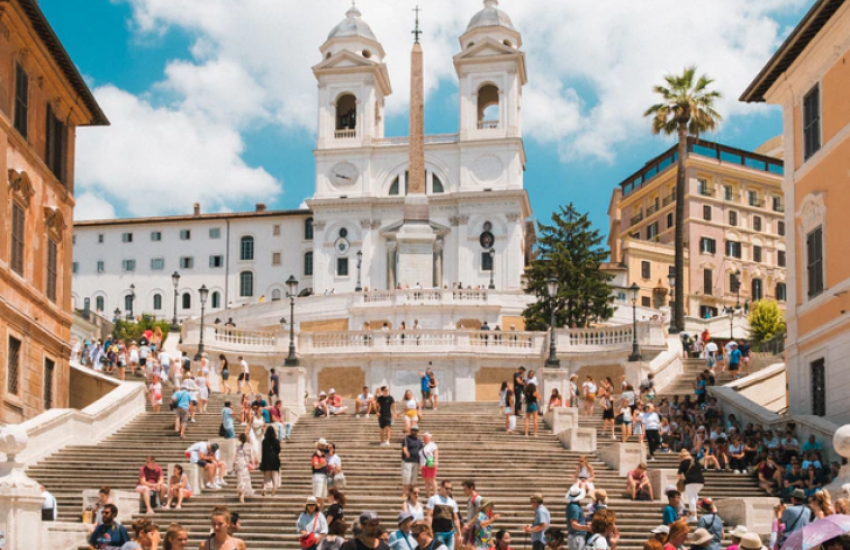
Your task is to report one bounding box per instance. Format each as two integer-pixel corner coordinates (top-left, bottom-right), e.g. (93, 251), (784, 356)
(95, 296), (104, 312)
(432, 175), (445, 194)
(389, 172), (409, 196)
(272, 289), (282, 301)
(240, 271), (254, 297)
(477, 84), (500, 129)
(751, 278), (763, 301)
(182, 292), (192, 310)
(124, 295), (133, 311)
(305, 218), (314, 240)
(336, 94), (357, 133)
(240, 236), (254, 261)
(212, 291), (221, 309)
(304, 251), (314, 277)
(153, 294), (162, 310)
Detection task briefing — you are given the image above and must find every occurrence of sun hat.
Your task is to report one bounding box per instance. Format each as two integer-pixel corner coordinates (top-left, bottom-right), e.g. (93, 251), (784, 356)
(791, 488), (806, 500)
(689, 528), (713, 546)
(319, 391), (327, 396)
(739, 533), (764, 550)
(397, 511), (414, 525)
(651, 526), (670, 535)
(410, 425), (420, 432)
(530, 493), (544, 503)
(730, 526), (749, 539)
(329, 388), (336, 393)
(317, 438), (328, 446)
(480, 498), (494, 509)
(565, 485), (586, 503)
(305, 496), (318, 505)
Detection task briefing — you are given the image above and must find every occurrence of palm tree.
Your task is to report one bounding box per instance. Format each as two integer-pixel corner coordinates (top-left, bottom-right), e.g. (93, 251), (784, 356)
(644, 66), (722, 333)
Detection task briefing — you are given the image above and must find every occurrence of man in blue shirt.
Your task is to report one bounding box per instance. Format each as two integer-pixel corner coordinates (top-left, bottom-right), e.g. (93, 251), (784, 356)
(389, 511), (418, 550)
(728, 343), (742, 378)
(523, 493), (550, 550)
(88, 504), (130, 550)
(419, 371), (431, 409)
(780, 489), (812, 546)
(172, 385), (191, 438)
(663, 490), (682, 525)
(565, 486), (588, 550)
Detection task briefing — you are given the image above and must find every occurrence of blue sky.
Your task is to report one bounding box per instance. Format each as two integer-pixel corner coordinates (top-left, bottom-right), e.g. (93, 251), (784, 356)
(42, 0), (813, 236)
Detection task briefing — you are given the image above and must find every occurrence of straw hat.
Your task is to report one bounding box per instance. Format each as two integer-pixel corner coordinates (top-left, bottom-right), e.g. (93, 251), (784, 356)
(739, 533), (765, 550)
(689, 528), (713, 546)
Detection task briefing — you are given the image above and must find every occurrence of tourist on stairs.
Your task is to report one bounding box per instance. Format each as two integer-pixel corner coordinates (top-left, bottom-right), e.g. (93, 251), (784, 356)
(688, 529), (713, 550)
(356, 387), (373, 418)
(695, 499), (723, 550)
(582, 377), (597, 417)
(234, 433), (254, 503)
(474, 500), (500, 550)
(585, 511), (619, 550)
(626, 463), (653, 501)
(377, 386), (398, 446)
(298, 497), (329, 550)
(88, 504), (131, 550)
(461, 480), (483, 549)
(187, 441), (226, 491)
(325, 488), (346, 528)
(312, 439), (330, 509)
(171, 384), (191, 439)
(574, 456), (596, 498)
(389, 512), (417, 550)
(327, 442), (344, 490)
(346, 512), (391, 550)
(565, 486), (588, 550)
(163, 523), (188, 550)
(319, 520), (348, 550)
(201, 509), (238, 550)
(523, 493), (550, 550)
(412, 521), (448, 550)
(503, 389), (515, 434)
(135, 455), (164, 516)
(260, 426), (281, 497)
(544, 527), (567, 550)
(524, 383), (541, 437)
(601, 388), (615, 440)
(419, 371), (432, 411)
(404, 487), (425, 522)
(642, 404), (662, 461)
(513, 367), (526, 417)
(219, 354), (231, 395)
(677, 450), (704, 523)
(124, 518), (160, 550)
(664, 521), (690, 550)
(402, 426), (424, 498)
(428, 369), (440, 411)
(402, 389), (422, 435)
(779, 489), (812, 546)
(548, 389), (563, 412)
(662, 490), (683, 525)
(163, 465), (191, 510)
(426, 480), (462, 550)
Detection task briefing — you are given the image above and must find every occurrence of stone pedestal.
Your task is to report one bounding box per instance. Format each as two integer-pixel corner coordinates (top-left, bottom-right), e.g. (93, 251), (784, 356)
(598, 442), (646, 476)
(397, 219), (435, 288)
(281, 367), (307, 416)
(0, 469), (45, 550)
(557, 428), (596, 452)
(543, 407), (578, 436)
(167, 463), (202, 497)
(715, 497), (780, 536)
(648, 469), (678, 502)
(82, 489), (139, 524)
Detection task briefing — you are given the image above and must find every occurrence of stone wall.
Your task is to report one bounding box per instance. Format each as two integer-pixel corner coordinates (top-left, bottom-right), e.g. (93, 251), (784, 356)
(318, 366), (365, 398)
(475, 367), (515, 401)
(69, 365), (118, 409)
(301, 318), (350, 332)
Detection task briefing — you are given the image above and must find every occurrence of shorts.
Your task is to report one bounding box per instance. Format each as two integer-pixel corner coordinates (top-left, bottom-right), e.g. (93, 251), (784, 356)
(421, 390), (431, 400)
(312, 473), (328, 498)
(140, 357), (147, 366)
(197, 460), (210, 468)
(603, 408), (615, 420)
(177, 407), (189, 426)
(405, 410), (418, 420)
(221, 369), (229, 381)
(586, 393), (596, 401)
(526, 403), (538, 414)
(402, 462), (419, 485)
(729, 363), (740, 371)
(503, 406), (512, 415)
(379, 416), (393, 429)
(136, 484), (156, 493)
(421, 465), (437, 479)
(430, 387), (439, 397)
(329, 406), (345, 415)
(183, 490), (192, 498)
(238, 373), (250, 381)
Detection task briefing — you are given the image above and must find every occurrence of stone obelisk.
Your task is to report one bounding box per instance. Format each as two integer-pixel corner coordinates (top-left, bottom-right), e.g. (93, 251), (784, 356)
(396, 7), (435, 287)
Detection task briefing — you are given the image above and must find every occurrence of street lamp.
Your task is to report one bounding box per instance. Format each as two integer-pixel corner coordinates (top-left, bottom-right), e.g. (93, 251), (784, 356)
(545, 276), (560, 368)
(171, 271), (181, 331)
(488, 248), (496, 290)
(113, 308), (121, 323)
(667, 273), (678, 334)
(195, 284), (209, 360)
(628, 282), (642, 362)
(127, 283), (136, 321)
(734, 269), (742, 309)
(285, 275), (299, 366)
(355, 250), (363, 292)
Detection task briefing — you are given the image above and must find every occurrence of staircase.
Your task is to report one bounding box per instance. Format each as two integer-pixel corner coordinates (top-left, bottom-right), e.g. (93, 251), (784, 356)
(27, 374), (768, 550)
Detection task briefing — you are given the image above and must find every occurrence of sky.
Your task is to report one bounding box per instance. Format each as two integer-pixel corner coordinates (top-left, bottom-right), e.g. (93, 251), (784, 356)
(42, 0), (815, 236)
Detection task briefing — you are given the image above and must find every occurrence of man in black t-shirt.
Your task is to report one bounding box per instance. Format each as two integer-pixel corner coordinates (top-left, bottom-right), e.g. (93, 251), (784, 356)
(376, 386), (397, 447)
(402, 426), (424, 497)
(342, 511), (391, 550)
(513, 367), (526, 416)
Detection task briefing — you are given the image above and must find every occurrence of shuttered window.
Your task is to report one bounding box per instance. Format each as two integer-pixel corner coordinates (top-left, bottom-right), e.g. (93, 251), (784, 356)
(704, 269), (713, 296)
(14, 63), (28, 139)
(803, 84), (821, 161)
(11, 202), (25, 276)
(807, 226), (824, 298)
(46, 239), (58, 303)
(45, 104), (68, 183)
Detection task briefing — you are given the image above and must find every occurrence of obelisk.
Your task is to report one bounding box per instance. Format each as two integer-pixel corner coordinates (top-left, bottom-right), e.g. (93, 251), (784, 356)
(396, 6), (435, 287)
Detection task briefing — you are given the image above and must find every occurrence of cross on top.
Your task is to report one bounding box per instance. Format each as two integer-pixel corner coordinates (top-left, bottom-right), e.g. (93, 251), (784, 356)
(412, 5), (422, 43)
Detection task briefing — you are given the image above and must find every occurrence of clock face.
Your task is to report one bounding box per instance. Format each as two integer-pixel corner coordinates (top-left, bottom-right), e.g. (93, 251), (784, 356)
(335, 237), (351, 255)
(330, 162), (358, 187)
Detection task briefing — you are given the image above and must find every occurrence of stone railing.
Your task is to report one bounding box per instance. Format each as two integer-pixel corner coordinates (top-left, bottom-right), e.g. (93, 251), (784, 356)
(358, 288), (489, 305)
(300, 330), (542, 355)
(371, 133), (459, 147)
(215, 328), (278, 347)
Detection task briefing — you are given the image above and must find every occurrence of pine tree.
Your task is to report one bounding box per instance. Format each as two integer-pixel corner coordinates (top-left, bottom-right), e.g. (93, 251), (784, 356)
(747, 299), (786, 344)
(523, 204), (615, 330)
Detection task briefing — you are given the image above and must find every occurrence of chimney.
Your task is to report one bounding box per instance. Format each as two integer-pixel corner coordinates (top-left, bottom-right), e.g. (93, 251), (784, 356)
(193, 203), (201, 216)
(256, 203), (267, 212)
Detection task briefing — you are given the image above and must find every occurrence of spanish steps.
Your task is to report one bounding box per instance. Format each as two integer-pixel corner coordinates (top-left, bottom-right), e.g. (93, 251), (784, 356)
(27, 364), (769, 550)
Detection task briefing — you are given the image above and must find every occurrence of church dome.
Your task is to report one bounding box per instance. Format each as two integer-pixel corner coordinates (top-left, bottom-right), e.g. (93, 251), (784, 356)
(466, 0), (516, 32)
(328, 5), (378, 42)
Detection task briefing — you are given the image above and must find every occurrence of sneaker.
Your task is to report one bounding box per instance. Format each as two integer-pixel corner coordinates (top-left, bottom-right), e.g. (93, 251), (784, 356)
(733, 470), (740, 474)
(205, 482), (220, 490)
(175, 505), (182, 510)
(716, 468), (722, 473)
(649, 457), (656, 462)
(217, 478), (228, 486)
(356, 414), (361, 419)
(190, 418), (197, 423)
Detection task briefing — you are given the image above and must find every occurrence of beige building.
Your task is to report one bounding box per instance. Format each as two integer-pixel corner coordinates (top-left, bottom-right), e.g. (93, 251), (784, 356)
(0, 0), (107, 423)
(608, 138), (786, 320)
(742, 0), (850, 424)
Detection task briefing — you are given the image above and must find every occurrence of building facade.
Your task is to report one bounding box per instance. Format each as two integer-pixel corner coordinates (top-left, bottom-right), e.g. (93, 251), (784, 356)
(607, 138), (786, 320)
(0, 0), (107, 422)
(742, 0), (850, 424)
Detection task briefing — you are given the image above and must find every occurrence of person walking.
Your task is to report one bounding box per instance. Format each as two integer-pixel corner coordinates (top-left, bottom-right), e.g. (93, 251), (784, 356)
(342, 511), (389, 550)
(513, 367), (526, 416)
(678, 450), (705, 523)
(462, 480), (484, 549)
(297, 497), (329, 550)
(582, 377), (597, 417)
(88, 504), (131, 550)
(234, 433), (254, 504)
(565, 486), (589, 550)
(404, 488), (426, 522)
(412, 521), (448, 550)
(696, 499), (723, 550)
(327, 442), (344, 491)
(402, 389), (422, 435)
(389, 512), (417, 550)
(474, 499), (500, 550)
(662, 490), (682, 525)
(260, 426), (281, 497)
(426, 480), (462, 550)
(779, 489), (812, 546)
(504, 388), (515, 435)
(420, 432), (439, 498)
(525, 383), (541, 437)
(219, 354), (231, 395)
(125, 518), (161, 550)
(523, 493), (550, 550)
(312, 439), (330, 509)
(171, 384), (191, 439)
(377, 386), (398, 447)
(325, 488), (346, 528)
(402, 426), (424, 498)
(642, 404), (662, 461)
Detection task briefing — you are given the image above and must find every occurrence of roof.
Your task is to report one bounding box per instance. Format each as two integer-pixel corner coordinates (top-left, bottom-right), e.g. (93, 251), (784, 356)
(74, 207), (312, 228)
(7, 0), (108, 126)
(327, 5), (378, 43)
(467, 0), (516, 32)
(741, 0), (847, 103)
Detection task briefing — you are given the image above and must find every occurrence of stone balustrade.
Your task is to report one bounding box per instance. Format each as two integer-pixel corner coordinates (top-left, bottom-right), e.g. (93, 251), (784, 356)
(358, 288), (490, 305)
(300, 330), (542, 355)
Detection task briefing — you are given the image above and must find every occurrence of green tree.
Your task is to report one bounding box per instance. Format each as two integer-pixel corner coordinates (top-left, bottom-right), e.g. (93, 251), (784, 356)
(644, 66), (722, 331)
(523, 204), (614, 330)
(748, 300), (786, 344)
(112, 314), (173, 343)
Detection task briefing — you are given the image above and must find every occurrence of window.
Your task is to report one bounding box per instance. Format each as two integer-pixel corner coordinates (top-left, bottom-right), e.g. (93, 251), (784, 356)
(730, 272), (740, 294)
(753, 245), (762, 263)
(304, 252), (314, 276)
(666, 213), (674, 229)
(97, 261), (105, 273)
(209, 255), (223, 268)
(180, 257), (194, 269)
(153, 294), (162, 310)
(641, 296), (651, 308)
(433, 175), (445, 194)
(122, 259), (136, 272)
(748, 190), (759, 207)
(96, 296), (105, 311)
(239, 271), (254, 297)
(272, 289), (282, 301)
(482, 251), (494, 271)
(336, 93), (357, 132)
(337, 257), (349, 277)
(477, 84), (500, 129)
(272, 252), (282, 266)
(7, 335), (21, 396)
(641, 261), (651, 279)
(124, 295), (133, 312)
(724, 185), (733, 201)
(703, 206), (712, 221)
(10, 202), (25, 276)
(803, 84), (821, 160)
(151, 258), (165, 271)
(729, 211), (738, 226)
(182, 292), (192, 309)
(209, 228), (221, 239)
(776, 282), (787, 302)
(725, 240), (742, 258)
(14, 63), (28, 139)
(807, 226), (824, 298)
(811, 358), (826, 417)
(305, 218), (314, 240)
(180, 229), (191, 241)
(752, 278), (763, 301)
(389, 172), (410, 196)
(46, 239), (58, 303)
(697, 178), (712, 196)
(753, 216), (762, 232)
(240, 236), (255, 261)
(45, 104), (67, 182)
(150, 231), (162, 242)
(646, 222), (658, 240)
(122, 232), (133, 243)
(211, 291), (221, 309)
(273, 225), (280, 236)
(778, 221), (786, 236)
(700, 238), (716, 254)
(778, 250), (786, 268)
(773, 196), (783, 212)
(72, 262), (79, 274)
(704, 269), (713, 296)
(632, 232), (640, 240)
(98, 234), (104, 244)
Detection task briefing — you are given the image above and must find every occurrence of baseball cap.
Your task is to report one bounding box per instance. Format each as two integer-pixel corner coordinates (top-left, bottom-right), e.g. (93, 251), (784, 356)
(397, 511), (414, 525)
(360, 511), (380, 524)
(651, 526), (670, 535)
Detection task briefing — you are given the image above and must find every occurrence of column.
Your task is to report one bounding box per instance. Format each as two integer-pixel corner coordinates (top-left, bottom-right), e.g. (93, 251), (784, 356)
(387, 241), (397, 290)
(433, 239), (444, 289)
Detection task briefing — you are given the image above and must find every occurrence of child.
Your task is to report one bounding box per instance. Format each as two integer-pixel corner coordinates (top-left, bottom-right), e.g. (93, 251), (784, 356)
(700, 439), (721, 471)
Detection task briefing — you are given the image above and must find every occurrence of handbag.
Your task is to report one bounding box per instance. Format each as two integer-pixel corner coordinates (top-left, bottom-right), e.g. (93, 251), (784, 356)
(332, 472), (347, 490)
(299, 515), (320, 549)
(426, 455), (436, 468)
(219, 423), (227, 437)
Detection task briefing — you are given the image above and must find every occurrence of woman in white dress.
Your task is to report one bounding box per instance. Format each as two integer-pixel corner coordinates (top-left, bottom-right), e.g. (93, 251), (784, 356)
(235, 433), (254, 504)
(246, 405), (265, 461)
(196, 372), (210, 414)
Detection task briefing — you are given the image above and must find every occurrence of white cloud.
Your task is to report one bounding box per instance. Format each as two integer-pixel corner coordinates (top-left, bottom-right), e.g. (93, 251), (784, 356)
(75, 85), (280, 217)
(75, 193), (117, 221)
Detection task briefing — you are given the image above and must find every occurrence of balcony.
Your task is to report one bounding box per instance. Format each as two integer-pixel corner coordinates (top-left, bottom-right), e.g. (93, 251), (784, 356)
(371, 134), (460, 147)
(749, 198), (765, 208)
(335, 129), (356, 139)
(646, 204), (659, 216)
(478, 120), (500, 130)
(630, 211), (644, 226)
(773, 203), (785, 213)
(698, 184), (715, 197)
(662, 193), (676, 206)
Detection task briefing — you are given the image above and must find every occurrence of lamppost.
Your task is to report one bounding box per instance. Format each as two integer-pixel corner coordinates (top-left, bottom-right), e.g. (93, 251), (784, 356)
(488, 247), (496, 290)
(734, 269), (742, 309)
(127, 284), (136, 321)
(628, 282), (642, 362)
(355, 250), (363, 292)
(728, 306), (735, 340)
(171, 271), (181, 331)
(545, 276), (560, 368)
(195, 284), (209, 361)
(667, 273), (678, 334)
(113, 308), (121, 323)
(285, 275), (300, 367)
